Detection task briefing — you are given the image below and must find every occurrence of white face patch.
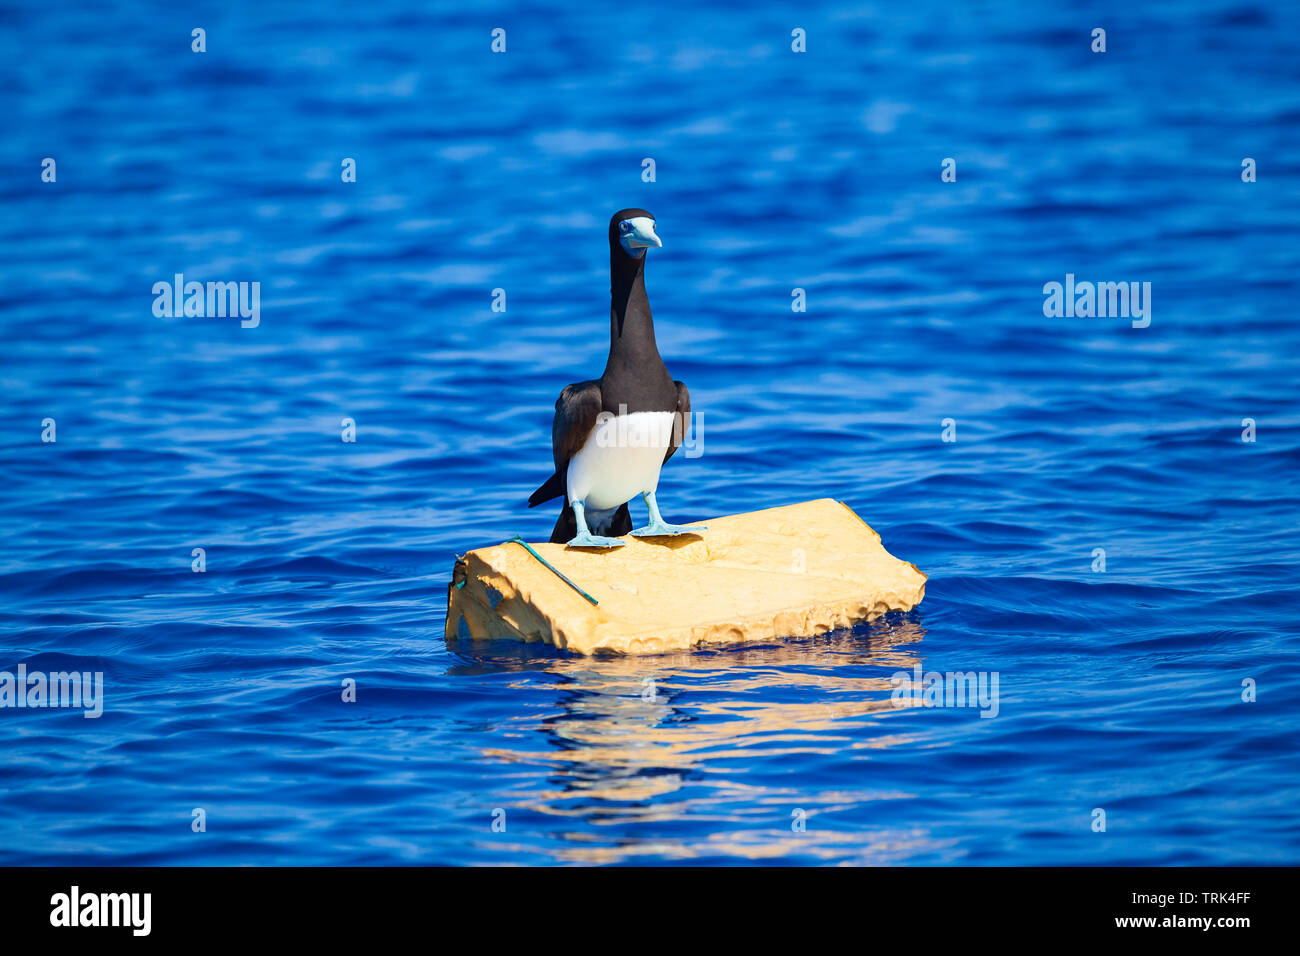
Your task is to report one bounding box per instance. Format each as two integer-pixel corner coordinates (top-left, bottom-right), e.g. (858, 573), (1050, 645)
(618, 216), (661, 257)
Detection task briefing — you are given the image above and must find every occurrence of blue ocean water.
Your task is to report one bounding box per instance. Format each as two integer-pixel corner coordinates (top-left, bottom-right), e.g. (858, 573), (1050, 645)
(2, 0), (1298, 865)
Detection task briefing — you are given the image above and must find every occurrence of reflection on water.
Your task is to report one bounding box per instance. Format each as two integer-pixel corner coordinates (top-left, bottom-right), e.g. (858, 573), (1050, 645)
(446, 615), (957, 863)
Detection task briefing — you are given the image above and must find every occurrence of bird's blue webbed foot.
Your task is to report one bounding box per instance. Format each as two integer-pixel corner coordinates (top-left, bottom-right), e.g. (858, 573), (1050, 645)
(631, 491), (706, 538)
(566, 500), (626, 549)
(568, 530), (626, 548)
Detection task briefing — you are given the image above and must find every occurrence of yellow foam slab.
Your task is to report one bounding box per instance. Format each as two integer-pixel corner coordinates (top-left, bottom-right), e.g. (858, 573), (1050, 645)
(445, 498), (927, 656)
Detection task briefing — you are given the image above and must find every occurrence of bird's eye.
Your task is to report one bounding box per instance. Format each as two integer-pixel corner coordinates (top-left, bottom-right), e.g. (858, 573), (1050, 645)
(619, 221), (632, 233)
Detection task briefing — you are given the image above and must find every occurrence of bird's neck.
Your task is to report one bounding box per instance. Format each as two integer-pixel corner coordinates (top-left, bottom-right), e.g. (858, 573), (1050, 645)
(604, 251), (665, 375)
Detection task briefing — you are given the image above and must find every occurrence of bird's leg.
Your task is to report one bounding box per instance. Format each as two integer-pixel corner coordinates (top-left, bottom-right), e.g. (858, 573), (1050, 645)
(566, 500), (627, 549)
(631, 490), (706, 538)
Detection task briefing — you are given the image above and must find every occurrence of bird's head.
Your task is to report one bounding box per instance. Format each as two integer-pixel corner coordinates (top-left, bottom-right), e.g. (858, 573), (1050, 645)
(609, 208), (661, 258)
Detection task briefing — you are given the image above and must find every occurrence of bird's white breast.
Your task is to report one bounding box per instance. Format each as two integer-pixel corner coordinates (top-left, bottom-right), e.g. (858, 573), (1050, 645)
(566, 411), (675, 512)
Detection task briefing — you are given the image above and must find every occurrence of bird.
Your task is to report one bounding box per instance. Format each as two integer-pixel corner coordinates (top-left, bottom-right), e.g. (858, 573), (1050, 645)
(528, 208), (705, 548)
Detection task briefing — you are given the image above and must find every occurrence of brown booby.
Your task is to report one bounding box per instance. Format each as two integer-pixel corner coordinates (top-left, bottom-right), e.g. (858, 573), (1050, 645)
(527, 208), (704, 548)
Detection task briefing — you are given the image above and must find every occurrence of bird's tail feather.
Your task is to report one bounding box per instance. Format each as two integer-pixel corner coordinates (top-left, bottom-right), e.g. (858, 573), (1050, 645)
(528, 472), (564, 507)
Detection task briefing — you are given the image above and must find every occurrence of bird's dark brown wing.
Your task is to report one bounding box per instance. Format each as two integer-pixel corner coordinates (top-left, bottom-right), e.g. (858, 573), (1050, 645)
(664, 380), (690, 465)
(528, 380), (603, 507)
(552, 380), (603, 473)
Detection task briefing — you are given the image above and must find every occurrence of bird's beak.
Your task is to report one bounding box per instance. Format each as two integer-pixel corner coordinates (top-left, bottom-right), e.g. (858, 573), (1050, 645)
(624, 217), (662, 249)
